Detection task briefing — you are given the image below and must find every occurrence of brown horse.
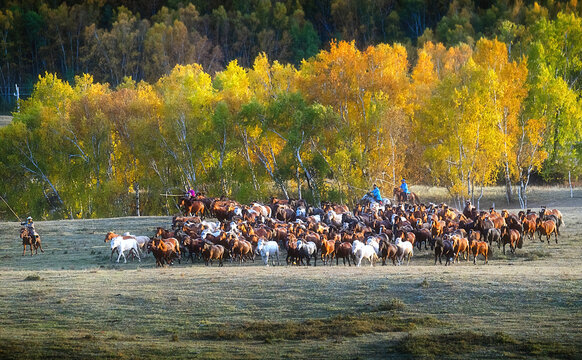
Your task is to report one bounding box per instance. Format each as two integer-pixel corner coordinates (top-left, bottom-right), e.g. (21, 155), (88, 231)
(202, 243), (225, 266)
(179, 197), (206, 217)
(451, 235), (470, 263)
(320, 239), (336, 265)
(335, 241), (353, 266)
(521, 215), (537, 241)
(182, 236), (204, 263)
(20, 227), (44, 256)
(393, 187), (420, 204)
(536, 218), (558, 244)
(539, 207), (564, 235)
(378, 240), (398, 265)
(149, 238), (178, 267)
(155, 227), (175, 239)
(499, 226), (521, 254)
(470, 240), (491, 264)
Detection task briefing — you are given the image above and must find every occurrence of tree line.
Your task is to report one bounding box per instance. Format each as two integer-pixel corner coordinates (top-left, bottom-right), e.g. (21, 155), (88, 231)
(1, 33), (581, 219)
(2, 0), (582, 110)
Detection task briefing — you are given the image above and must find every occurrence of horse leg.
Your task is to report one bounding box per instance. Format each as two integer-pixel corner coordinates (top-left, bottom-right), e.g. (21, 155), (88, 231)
(37, 239), (44, 253)
(555, 230), (558, 244)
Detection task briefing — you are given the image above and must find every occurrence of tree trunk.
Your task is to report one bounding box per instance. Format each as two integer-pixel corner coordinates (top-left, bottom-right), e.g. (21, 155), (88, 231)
(504, 161), (512, 204)
(569, 171), (573, 198)
(296, 167), (302, 200)
(477, 185), (484, 211)
(135, 182), (140, 216)
(296, 147), (318, 205)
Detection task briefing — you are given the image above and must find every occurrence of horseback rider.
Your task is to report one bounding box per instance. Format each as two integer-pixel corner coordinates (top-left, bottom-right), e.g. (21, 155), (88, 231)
(400, 178), (411, 201)
(21, 216), (39, 241)
(186, 188), (196, 199)
(371, 183), (383, 204)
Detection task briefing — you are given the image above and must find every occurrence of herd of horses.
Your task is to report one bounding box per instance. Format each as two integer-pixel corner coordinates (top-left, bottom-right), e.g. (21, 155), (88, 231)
(100, 193), (564, 268)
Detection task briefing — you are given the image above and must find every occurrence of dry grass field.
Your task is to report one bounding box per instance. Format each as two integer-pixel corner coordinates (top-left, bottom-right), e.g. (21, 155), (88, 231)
(0, 186), (580, 359)
(0, 115), (12, 127)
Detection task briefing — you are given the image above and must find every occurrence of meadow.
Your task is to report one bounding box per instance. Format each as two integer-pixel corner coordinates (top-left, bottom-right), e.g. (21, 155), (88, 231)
(0, 186), (580, 359)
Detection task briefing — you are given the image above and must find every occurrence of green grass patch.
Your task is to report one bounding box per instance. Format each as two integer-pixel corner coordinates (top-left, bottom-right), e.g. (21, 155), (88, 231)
(372, 298), (406, 312)
(24, 274), (42, 281)
(191, 312), (439, 342)
(521, 249), (552, 261)
(396, 331), (577, 359)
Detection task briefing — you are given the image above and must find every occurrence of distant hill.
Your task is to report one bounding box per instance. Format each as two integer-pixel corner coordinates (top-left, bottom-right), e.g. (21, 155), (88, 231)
(0, 116), (12, 127)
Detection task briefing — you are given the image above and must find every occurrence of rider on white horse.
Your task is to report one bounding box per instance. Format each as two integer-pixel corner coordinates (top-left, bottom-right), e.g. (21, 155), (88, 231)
(371, 184), (383, 204)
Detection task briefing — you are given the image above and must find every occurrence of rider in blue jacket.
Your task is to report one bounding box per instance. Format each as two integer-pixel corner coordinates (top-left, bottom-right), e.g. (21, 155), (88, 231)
(400, 178), (410, 196)
(371, 184), (382, 202)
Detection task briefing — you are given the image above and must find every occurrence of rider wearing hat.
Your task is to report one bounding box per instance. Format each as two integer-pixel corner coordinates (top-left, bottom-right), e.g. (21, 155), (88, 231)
(21, 216), (39, 240)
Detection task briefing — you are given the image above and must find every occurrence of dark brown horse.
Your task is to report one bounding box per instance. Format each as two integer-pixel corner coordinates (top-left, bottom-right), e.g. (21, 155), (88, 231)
(335, 241), (353, 266)
(500, 226), (521, 254)
(378, 239), (398, 265)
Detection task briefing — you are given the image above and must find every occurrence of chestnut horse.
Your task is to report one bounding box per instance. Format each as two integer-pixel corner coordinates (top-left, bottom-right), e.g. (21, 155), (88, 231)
(20, 227), (44, 256)
(536, 218), (558, 244)
(320, 239), (336, 265)
(179, 197), (206, 217)
(471, 240), (491, 264)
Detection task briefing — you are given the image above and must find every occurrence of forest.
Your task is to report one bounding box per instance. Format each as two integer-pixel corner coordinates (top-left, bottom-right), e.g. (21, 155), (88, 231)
(0, 0), (581, 219)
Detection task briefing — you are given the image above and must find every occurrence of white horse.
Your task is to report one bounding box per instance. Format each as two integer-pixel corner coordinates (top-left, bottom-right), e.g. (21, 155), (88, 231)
(324, 210), (343, 228)
(201, 220), (220, 232)
(366, 236), (380, 256)
(233, 206), (243, 217)
(297, 240), (318, 266)
(122, 232), (149, 255)
(395, 237), (413, 265)
(109, 236), (141, 263)
(352, 240), (377, 267)
(256, 239), (280, 266)
(296, 206), (307, 218)
(201, 229), (222, 240)
(251, 203), (271, 218)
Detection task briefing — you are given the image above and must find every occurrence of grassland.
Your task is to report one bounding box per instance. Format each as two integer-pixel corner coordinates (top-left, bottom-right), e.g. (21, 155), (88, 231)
(0, 186), (580, 359)
(0, 115), (12, 127)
